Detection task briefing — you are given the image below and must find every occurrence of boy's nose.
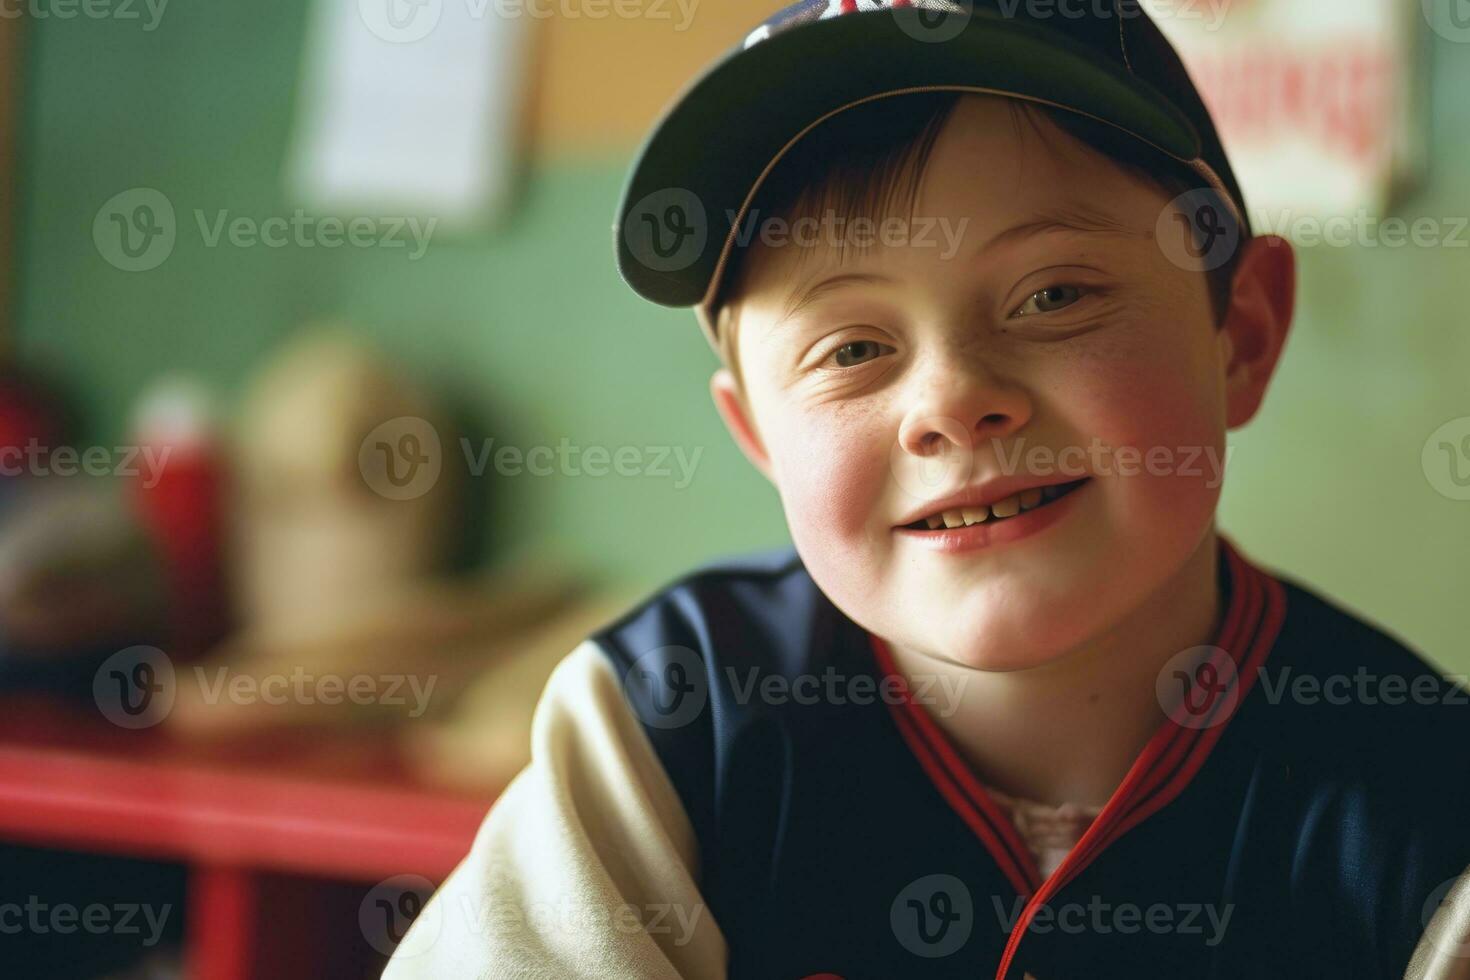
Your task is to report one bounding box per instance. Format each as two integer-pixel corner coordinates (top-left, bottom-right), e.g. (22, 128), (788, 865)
(895, 370), (1032, 459)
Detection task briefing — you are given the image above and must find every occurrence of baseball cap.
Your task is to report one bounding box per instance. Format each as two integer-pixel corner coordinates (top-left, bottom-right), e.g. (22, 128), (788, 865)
(612, 0), (1251, 346)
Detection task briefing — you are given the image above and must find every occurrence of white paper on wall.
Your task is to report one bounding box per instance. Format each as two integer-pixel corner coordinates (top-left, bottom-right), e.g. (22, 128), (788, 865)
(1141, 0), (1427, 231)
(286, 0), (533, 231)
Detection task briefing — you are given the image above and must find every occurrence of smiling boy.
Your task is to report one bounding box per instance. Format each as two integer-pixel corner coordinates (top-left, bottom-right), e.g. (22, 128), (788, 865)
(383, 2), (1470, 978)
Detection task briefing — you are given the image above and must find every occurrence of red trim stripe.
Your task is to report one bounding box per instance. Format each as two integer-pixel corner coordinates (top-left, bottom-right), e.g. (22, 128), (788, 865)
(871, 637), (1042, 896)
(1116, 547), (1263, 812)
(1016, 546), (1264, 895)
(886, 693), (1039, 897)
(991, 537), (1287, 979)
(861, 534), (1288, 980)
(1111, 557), (1285, 843)
(901, 691), (1044, 893)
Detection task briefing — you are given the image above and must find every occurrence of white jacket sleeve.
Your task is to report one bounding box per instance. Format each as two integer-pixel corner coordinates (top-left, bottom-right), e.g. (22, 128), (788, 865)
(1407, 863), (1470, 980)
(382, 640), (728, 980)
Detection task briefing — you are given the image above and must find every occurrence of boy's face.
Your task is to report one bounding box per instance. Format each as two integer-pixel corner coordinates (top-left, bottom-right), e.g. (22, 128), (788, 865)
(712, 94), (1292, 671)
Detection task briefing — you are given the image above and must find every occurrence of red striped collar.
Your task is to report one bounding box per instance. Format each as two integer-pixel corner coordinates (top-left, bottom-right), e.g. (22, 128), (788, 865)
(867, 534), (1288, 979)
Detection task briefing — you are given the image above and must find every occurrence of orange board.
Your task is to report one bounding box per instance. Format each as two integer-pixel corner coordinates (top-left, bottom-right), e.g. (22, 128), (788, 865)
(532, 5), (756, 156)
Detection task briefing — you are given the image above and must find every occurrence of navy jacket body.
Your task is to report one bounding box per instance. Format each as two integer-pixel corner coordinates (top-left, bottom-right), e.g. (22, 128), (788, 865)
(592, 537), (1470, 979)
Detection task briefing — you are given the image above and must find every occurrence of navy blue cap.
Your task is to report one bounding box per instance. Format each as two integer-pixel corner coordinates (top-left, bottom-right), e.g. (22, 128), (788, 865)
(614, 0), (1250, 336)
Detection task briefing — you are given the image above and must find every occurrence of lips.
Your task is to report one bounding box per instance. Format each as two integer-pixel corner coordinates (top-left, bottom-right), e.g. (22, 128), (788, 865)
(899, 477), (1091, 532)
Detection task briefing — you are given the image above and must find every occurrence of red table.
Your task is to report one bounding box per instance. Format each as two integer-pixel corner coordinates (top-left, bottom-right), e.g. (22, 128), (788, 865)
(0, 695), (496, 979)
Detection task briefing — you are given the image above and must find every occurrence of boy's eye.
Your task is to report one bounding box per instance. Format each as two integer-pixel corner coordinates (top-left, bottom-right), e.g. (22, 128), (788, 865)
(830, 340), (892, 368)
(1013, 284), (1083, 318)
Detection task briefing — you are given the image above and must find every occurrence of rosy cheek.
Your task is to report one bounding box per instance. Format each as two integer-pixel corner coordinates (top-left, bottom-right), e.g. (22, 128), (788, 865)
(1066, 341), (1225, 513)
(768, 406), (889, 547)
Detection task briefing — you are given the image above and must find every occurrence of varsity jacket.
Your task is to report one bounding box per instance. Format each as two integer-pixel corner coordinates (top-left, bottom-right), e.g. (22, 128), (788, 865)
(382, 534), (1470, 979)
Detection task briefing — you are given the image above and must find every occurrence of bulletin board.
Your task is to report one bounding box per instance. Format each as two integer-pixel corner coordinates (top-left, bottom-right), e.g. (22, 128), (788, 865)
(532, 6), (755, 156)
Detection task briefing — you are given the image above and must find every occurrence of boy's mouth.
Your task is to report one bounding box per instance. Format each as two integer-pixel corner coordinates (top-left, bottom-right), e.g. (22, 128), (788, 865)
(898, 477), (1091, 532)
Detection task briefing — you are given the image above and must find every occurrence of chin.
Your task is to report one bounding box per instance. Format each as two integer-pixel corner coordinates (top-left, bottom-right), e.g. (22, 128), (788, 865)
(938, 621), (1075, 672)
(901, 597), (1096, 673)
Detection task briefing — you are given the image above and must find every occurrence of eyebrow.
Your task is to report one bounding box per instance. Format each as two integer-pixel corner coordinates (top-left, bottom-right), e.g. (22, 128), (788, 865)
(776, 204), (1145, 326)
(977, 204), (1146, 257)
(779, 272), (894, 324)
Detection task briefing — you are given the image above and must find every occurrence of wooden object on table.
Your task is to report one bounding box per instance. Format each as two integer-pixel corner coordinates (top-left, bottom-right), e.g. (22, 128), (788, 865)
(403, 587), (639, 794)
(231, 327), (461, 646)
(168, 565), (582, 736)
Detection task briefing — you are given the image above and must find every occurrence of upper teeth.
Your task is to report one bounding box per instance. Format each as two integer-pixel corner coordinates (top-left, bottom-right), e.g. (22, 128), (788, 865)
(923, 486), (1055, 529)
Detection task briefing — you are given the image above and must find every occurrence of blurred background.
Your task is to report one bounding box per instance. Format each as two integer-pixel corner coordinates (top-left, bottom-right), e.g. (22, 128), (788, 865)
(0, 0), (1467, 977)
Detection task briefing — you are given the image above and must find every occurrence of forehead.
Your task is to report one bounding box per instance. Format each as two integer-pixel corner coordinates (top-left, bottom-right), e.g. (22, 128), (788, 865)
(915, 95), (1118, 219)
(733, 93), (1164, 312)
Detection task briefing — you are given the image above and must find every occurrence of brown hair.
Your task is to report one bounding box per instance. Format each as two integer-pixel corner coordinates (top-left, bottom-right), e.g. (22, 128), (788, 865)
(711, 91), (1243, 390)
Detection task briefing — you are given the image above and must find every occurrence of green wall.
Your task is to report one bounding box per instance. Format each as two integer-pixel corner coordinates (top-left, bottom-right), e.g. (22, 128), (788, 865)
(16, 4), (1470, 670)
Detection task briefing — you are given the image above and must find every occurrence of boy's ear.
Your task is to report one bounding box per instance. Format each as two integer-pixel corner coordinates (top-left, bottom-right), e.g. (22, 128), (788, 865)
(1220, 234), (1297, 430)
(710, 368), (775, 483)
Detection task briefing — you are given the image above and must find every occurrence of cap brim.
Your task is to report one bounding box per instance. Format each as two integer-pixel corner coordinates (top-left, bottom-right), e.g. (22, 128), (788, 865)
(614, 7), (1204, 310)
